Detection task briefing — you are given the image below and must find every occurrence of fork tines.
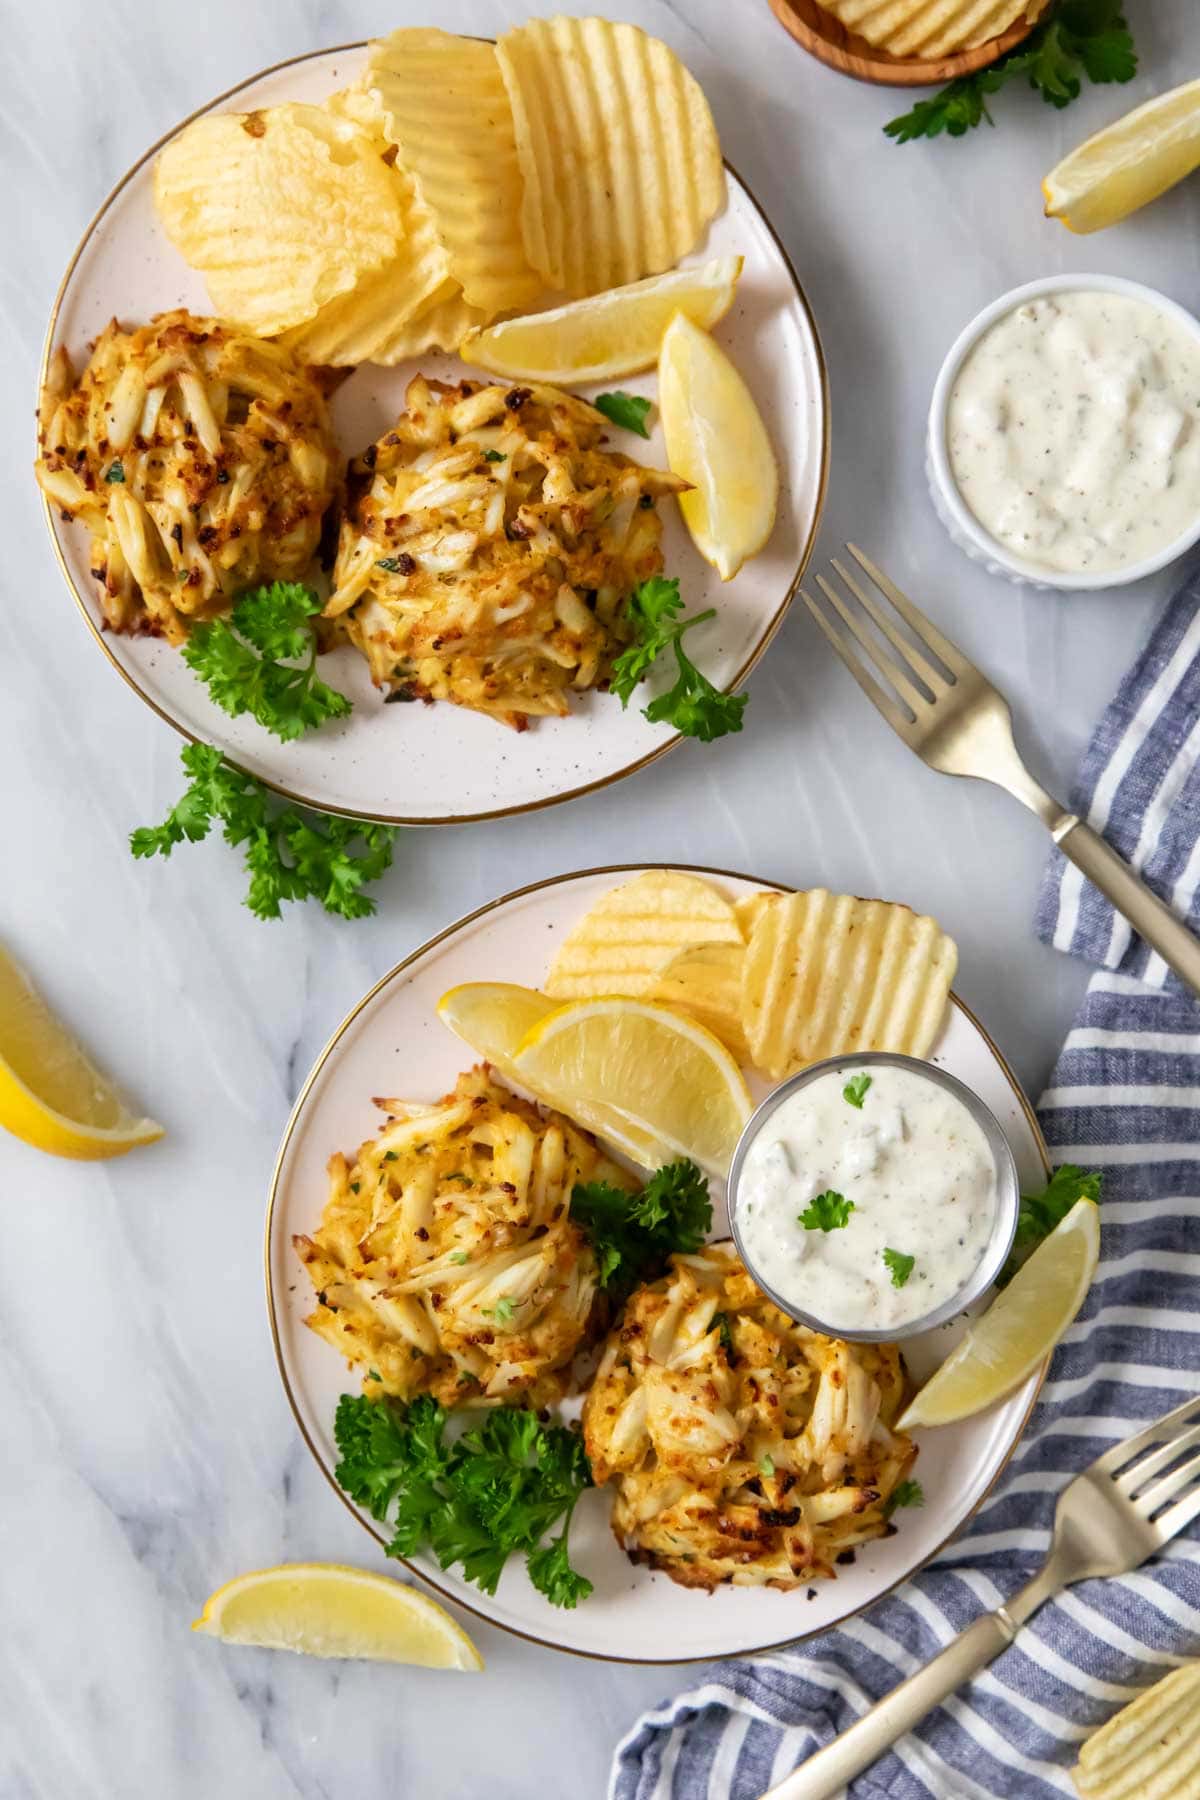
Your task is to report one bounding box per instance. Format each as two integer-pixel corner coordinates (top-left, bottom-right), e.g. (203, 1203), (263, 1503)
(799, 544), (968, 739)
(1099, 1392), (1200, 1536)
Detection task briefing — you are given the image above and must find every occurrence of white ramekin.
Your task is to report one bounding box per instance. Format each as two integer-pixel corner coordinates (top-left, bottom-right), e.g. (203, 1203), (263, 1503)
(926, 272), (1200, 593)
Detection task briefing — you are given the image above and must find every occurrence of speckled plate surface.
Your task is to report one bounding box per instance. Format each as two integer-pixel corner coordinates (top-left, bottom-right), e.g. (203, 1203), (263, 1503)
(40, 45), (829, 825)
(266, 866), (1049, 1663)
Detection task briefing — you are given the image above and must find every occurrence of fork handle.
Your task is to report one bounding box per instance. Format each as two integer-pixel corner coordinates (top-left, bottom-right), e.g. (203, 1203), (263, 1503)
(1053, 815), (1200, 998)
(757, 1607), (1020, 1800)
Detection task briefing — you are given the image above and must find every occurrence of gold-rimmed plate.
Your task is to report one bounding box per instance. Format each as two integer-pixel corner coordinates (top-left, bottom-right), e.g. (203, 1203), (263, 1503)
(38, 44), (829, 827)
(266, 865), (1048, 1663)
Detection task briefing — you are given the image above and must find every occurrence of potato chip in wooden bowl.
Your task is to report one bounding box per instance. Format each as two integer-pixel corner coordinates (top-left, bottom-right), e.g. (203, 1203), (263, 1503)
(768, 0), (1049, 86)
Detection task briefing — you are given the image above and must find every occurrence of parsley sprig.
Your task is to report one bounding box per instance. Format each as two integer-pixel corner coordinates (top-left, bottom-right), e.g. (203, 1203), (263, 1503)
(182, 582), (351, 743)
(883, 1478), (925, 1519)
(570, 1159), (712, 1291)
(843, 1073), (872, 1109)
(800, 1190), (854, 1232)
(594, 391), (653, 438)
(334, 1393), (594, 1608)
(611, 576), (747, 743)
(998, 1165), (1101, 1287)
(131, 743), (397, 921)
(883, 1248), (915, 1288)
(884, 0), (1136, 143)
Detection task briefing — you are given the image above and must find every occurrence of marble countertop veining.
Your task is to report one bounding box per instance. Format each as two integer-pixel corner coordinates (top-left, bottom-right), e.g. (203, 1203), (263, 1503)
(4, 2), (1199, 1796)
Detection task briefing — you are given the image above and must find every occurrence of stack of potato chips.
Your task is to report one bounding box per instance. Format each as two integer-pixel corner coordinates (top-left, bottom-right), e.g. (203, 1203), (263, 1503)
(153, 19), (727, 364)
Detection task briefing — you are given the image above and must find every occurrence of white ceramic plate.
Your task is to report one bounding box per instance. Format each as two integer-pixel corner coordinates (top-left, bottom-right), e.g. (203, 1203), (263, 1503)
(40, 45), (829, 825)
(267, 867), (1048, 1663)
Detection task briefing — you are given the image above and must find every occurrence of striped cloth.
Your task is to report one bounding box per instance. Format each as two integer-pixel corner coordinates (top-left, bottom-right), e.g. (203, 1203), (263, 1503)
(612, 577), (1200, 1800)
(1034, 564), (1200, 989)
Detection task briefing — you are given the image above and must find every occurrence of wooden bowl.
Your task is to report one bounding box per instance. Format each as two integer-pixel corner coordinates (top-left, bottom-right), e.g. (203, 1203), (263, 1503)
(768, 0), (1048, 86)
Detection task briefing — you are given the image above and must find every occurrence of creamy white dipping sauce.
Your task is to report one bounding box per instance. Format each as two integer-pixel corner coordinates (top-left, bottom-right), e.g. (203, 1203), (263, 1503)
(736, 1065), (997, 1333)
(947, 291), (1200, 574)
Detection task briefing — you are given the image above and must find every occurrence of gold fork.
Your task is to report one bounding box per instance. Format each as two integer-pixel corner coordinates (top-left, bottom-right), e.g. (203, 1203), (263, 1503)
(800, 546), (1200, 996)
(761, 1392), (1200, 1800)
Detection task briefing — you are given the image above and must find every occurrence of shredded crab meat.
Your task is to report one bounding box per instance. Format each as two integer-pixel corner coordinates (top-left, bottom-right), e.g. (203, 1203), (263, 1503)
(326, 374), (688, 729)
(582, 1245), (917, 1592)
(293, 1065), (640, 1410)
(35, 310), (338, 643)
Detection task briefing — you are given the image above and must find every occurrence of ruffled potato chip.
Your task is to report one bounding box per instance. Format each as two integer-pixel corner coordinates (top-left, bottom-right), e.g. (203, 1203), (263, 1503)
(820, 0), (1039, 58)
(367, 28), (542, 316)
(741, 889), (957, 1080)
(1073, 1662), (1200, 1798)
(279, 245), (452, 367)
(545, 872), (742, 1001)
(279, 134), (451, 366)
(154, 103), (406, 335)
(733, 890), (777, 939)
(371, 282), (490, 362)
(496, 16), (725, 296)
(321, 82), (387, 135)
(650, 940), (749, 1063)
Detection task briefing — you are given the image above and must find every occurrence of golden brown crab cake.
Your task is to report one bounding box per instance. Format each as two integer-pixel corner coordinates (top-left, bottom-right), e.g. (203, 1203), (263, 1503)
(36, 310), (338, 642)
(294, 1066), (639, 1409)
(326, 375), (687, 729)
(583, 1244), (917, 1590)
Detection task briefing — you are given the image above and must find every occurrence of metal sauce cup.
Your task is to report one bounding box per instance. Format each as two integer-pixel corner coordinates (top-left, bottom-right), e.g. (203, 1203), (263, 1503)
(727, 1052), (1020, 1343)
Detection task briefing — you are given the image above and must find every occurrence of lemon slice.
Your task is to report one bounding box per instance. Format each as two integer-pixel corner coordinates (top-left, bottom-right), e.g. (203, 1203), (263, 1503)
(193, 1563), (483, 1669)
(658, 310), (778, 581)
(0, 946), (163, 1159)
(437, 981), (672, 1170)
(898, 1199), (1100, 1430)
(514, 996), (752, 1178)
(1044, 79), (1200, 234)
(459, 257), (743, 383)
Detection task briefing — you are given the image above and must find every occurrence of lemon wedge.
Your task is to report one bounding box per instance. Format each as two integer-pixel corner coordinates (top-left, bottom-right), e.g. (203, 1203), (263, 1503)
(459, 257), (743, 383)
(513, 995), (752, 1178)
(1044, 79), (1200, 233)
(658, 310), (778, 581)
(898, 1199), (1100, 1431)
(193, 1563), (483, 1669)
(437, 981), (558, 1065)
(0, 946), (163, 1159)
(437, 981), (672, 1170)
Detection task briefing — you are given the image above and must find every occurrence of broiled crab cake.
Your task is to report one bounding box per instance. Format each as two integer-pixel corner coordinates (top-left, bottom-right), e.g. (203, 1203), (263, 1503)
(35, 310), (338, 642)
(582, 1244), (917, 1590)
(295, 1066), (639, 1409)
(325, 375), (688, 728)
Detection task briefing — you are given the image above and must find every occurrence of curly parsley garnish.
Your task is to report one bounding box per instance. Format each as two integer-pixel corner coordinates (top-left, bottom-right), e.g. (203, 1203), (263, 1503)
(800, 1191), (854, 1232)
(610, 576), (747, 742)
(131, 743), (397, 921)
(594, 391), (652, 438)
(334, 1393), (593, 1607)
(884, 0), (1136, 143)
(181, 581), (351, 743)
(997, 1165), (1101, 1287)
(570, 1159), (712, 1291)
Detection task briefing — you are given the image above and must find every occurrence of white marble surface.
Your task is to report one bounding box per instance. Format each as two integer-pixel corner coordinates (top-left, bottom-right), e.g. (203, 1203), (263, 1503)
(3, 4), (1199, 1796)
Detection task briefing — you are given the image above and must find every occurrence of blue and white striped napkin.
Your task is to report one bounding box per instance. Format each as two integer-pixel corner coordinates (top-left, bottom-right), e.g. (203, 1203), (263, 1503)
(611, 572), (1200, 1800)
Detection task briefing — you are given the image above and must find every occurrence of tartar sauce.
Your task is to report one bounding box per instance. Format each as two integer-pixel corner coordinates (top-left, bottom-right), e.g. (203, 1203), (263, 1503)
(735, 1065), (997, 1333)
(947, 291), (1200, 574)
